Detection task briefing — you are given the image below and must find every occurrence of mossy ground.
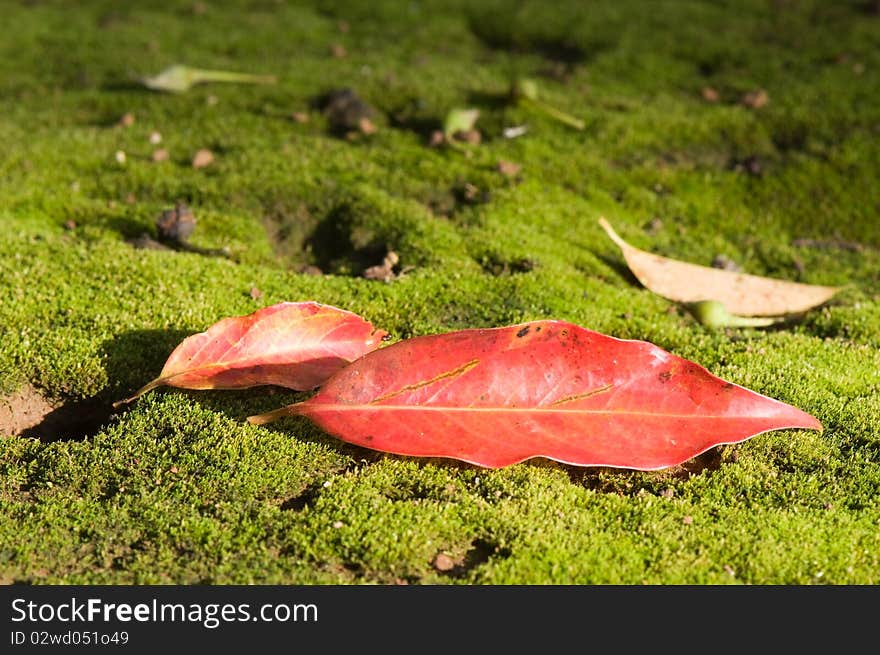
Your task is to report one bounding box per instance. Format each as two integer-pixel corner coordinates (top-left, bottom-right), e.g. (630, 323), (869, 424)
(1, 0), (879, 584)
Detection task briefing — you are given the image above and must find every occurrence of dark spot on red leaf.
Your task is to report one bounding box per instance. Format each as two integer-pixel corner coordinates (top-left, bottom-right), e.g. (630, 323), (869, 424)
(516, 326), (530, 338)
(659, 371), (673, 383)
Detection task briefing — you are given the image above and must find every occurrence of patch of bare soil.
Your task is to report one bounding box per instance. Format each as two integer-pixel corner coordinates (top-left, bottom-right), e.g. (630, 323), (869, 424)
(0, 384), (55, 436)
(1, 384), (117, 442)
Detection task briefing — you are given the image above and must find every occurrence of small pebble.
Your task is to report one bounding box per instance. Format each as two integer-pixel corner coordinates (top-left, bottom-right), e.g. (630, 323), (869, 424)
(711, 254), (742, 272)
(156, 203), (196, 243)
(497, 160), (522, 177)
(428, 130), (445, 147)
(460, 182), (482, 203)
(192, 148), (214, 169)
(452, 129), (481, 144)
(645, 217), (663, 234)
(741, 89), (769, 109)
(432, 553), (455, 572)
(114, 150), (126, 164)
(149, 131), (162, 144)
(502, 125), (528, 139)
(701, 87), (719, 103)
(323, 88), (375, 133)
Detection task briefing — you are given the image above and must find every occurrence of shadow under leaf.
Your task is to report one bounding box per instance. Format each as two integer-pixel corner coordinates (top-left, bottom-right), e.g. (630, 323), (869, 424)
(594, 253), (642, 287)
(101, 328), (196, 400)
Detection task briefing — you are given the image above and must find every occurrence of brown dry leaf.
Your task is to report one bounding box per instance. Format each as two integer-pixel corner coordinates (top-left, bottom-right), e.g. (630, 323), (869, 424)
(598, 217), (842, 316)
(701, 87), (719, 103)
(192, 148), (214, 169)
(152, 148), (170, 162)
(118, 112), (135, 127)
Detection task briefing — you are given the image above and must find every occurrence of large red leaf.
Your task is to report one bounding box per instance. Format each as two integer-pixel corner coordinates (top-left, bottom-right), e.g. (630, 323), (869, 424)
(248, 320), (821, 470)
(115, 301), (387, 406)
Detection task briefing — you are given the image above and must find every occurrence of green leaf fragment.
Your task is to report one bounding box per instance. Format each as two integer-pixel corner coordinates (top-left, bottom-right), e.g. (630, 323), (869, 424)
(687, 300), (785, 328)
(141, 64), (277, 93)
(443, 108), (480, 139)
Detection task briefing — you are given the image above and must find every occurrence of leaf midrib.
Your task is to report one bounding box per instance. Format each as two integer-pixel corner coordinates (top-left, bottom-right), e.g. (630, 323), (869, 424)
(300, 403), (791, 421)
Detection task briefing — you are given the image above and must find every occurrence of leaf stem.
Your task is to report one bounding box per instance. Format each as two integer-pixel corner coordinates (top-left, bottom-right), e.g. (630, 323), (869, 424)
(112, 378), (162, 408)
(192, 70), (277, 85)
(247, 405), (295, 425)
(520, 97), (585, 130)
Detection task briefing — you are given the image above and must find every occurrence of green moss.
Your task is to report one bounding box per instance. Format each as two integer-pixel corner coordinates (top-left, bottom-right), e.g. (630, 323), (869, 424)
(1, 0), (879, 585)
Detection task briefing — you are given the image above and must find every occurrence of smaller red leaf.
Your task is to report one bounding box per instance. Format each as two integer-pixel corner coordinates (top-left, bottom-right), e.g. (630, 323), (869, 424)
(115, 301), (387, 406)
